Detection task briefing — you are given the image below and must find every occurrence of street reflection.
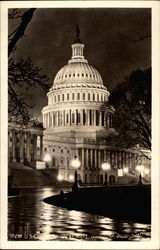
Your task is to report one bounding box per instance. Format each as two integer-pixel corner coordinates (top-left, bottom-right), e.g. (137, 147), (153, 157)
(8, 187), (151, 241)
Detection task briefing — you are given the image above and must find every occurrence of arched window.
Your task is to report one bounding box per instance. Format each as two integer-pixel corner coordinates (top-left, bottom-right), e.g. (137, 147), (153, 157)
(72, 113), (75, 123)
(67, 93), (69, 100)
(72, 93), (74, 100)
(77, 93), (80, 100)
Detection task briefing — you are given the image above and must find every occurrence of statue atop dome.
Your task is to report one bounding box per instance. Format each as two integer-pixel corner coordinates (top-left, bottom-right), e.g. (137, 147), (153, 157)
(74, 25), (82, 44)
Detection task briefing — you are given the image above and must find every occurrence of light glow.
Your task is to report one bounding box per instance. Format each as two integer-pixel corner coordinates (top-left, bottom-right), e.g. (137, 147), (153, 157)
(144, 168), (150, 175)
(71, 157), (81, 169)
(123, 167), (129, 174)
(43, 154), (51, 162)
(102, 162), (110, 171)
(69, 175), (74, 181)
(136, 165), (145, 172)
(57, 174), (63, 181)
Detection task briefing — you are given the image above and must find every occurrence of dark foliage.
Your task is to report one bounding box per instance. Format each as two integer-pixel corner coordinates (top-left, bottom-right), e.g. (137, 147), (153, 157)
(108, 68), (151, 151)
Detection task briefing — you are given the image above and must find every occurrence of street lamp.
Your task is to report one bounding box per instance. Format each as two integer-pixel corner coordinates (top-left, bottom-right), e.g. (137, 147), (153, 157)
(102, 162), (110, 186)
(57, 174), (63, 181)
(71, 156), (81, 192)
(136, 165), (145, 185)
(123, 167), (129, 175)
(43, 154), (51, 169)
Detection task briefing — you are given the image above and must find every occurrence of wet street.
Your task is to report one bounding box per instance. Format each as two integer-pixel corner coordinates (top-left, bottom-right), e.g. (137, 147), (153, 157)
(8, 187), (151, 241)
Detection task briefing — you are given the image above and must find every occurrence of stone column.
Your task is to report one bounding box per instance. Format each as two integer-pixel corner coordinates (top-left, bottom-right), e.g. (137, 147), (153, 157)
(104, 149), (106, 162)
(86, 149), (88, 169)
(81, 109), (84, 125)
(27, 133), (31, 162)
(63, 110), (65, 126)
(20, 132), (24, 163)
(95, 149), (97, 169)
(82, 148), (85, 169)
(90, 149), (93, 168)
(98, 150), (101, 169)
(33, 135), (37, 161)
(12, 129), (16, 162)
(94, 110), (96, 126)
(40, 135), (43, 161)
(75, 110), (77, 125)
(99, 111), (102, 126)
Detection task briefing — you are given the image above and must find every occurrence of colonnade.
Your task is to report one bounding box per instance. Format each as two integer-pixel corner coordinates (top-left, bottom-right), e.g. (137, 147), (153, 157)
(8, 129), (43, 163)
(43, 109), (113, 128)
(74, 148), (136, 170)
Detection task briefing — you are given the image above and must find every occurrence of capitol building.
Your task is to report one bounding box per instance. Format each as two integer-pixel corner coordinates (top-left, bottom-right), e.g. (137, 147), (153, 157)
(41, 35), (150, 184)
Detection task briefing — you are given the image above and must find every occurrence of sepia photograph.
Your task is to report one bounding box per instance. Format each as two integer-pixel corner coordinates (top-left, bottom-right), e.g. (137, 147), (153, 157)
(1, 1), (160, 249)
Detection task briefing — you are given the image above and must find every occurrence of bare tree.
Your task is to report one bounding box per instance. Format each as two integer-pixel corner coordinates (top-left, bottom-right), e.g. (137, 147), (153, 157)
(107, 68), (151, 155)
(8, 8), (50, 124)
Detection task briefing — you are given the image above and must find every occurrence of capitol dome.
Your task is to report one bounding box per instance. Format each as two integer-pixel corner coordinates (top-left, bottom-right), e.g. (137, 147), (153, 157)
(51, 42), (106, 91)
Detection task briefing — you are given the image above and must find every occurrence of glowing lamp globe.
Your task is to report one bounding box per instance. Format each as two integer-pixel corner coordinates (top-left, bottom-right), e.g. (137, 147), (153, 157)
(69, 175), (74, 181)
(136, 165), (145, 172)
(57, 174), (63, 181)
(144, 168), (150, 175)
(102, 162), (110, 171)
(43, 154), (51, 162)
(71, 158), (81, 169)
(123, 167), (129, 174)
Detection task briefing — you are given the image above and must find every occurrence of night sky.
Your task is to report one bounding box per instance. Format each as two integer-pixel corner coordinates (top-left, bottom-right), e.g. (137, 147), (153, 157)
(9, 8), (151, 120)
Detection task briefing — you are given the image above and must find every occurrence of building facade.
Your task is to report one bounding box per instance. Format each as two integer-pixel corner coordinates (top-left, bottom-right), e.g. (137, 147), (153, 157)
(41, 38), (151, 184)
(8, 119), (45, 169)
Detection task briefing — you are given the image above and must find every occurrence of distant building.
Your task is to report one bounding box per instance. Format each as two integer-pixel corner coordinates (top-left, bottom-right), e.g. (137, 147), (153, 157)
(41, 36), (151, 184)
(8, 119), (45, 170)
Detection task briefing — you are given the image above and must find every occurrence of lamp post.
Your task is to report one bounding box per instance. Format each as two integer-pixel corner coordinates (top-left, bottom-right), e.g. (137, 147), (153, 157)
(71, 156), (81, 192)
(102, 162), (110, 186)
(136, 165), (144, 185)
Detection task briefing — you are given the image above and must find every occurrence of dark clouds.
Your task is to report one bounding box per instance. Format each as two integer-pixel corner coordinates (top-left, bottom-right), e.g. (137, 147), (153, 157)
(10, 8), (151, 120)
